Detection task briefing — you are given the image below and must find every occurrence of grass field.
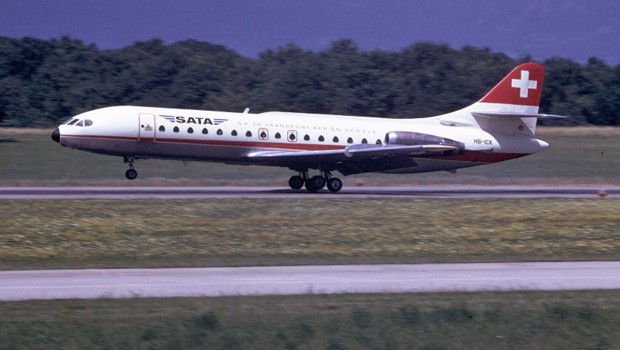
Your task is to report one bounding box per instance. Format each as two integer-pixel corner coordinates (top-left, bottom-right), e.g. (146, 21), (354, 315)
(2, 127), (619, 349)
(1, 291), (619, 349)
(1, 198), (618, 269)
(1, 127), (619, 185)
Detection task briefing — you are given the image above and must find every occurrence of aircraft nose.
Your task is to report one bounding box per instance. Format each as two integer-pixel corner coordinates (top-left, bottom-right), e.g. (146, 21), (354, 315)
(51, 128), (60, 143)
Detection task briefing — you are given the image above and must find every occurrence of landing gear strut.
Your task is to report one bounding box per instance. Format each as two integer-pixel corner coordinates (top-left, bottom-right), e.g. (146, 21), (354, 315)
(124, 157), (138, 180)
(288, 170), (342, 193)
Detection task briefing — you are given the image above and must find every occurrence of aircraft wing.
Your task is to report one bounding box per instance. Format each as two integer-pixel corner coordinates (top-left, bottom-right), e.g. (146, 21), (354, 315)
(245, 143), (460, 175)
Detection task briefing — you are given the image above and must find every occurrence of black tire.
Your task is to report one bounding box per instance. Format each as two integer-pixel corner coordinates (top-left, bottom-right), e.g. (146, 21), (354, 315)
(125, 169), (138, 180)
(327, 178), (343, 193)
(311, 175), (326, 190)
(288, 175), (304, 190)
(305, 179), (318, 192)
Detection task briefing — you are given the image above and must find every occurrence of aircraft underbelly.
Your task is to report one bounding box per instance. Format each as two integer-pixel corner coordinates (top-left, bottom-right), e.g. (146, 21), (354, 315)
(380, 158), (477, 174)
(135, 141), (252, 161)
(66, 136), (271, 162)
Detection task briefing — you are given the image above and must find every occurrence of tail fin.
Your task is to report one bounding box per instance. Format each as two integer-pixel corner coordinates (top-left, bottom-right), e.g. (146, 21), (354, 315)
(479, 62), (544, 110)
(441, 62), (565, 136)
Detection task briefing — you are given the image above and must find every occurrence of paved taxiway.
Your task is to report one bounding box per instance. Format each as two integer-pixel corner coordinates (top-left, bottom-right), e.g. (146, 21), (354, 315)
(1, 186), (618, 199)
(1, 262), (619, 301)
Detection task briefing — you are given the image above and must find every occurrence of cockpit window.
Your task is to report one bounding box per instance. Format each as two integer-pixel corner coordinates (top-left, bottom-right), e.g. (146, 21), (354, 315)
(67, 119), (93, 127)
(62, 118), (75, 125)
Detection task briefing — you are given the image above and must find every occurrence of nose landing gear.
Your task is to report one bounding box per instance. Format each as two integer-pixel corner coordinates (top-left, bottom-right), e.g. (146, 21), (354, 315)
(124, 157), (138, 180)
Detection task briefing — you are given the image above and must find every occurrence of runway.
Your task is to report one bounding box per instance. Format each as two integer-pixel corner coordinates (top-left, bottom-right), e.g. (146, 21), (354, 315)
(1, 262), (619, 301)
(0, 185), (618, 199)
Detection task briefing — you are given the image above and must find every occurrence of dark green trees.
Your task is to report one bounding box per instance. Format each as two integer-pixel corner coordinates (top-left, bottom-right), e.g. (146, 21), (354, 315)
(0, 36), (618, 127)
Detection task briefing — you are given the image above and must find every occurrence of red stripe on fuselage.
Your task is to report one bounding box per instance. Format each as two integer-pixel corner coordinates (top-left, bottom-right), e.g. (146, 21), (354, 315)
(62, 134), (527, 163)
(61, 134), (345, 151)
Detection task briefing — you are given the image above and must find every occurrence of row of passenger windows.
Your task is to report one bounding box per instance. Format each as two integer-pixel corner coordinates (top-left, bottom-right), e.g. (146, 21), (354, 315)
(157, 125), (383, 145)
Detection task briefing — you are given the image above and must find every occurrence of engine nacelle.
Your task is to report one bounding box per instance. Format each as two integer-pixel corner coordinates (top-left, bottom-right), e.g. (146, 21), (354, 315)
(384, 131), (464, 149)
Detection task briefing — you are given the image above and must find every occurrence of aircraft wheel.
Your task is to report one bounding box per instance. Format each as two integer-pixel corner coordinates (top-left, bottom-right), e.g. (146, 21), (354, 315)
(305, 180), (318, 193)
(327, 178), (343, 193)
(288, 175), (304, 190)
(125, 168), (138, 180)
(311, 175), (325, 190)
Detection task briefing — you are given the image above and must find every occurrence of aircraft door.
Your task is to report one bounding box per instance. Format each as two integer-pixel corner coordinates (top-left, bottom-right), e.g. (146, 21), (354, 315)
(139, 113), (156, 142)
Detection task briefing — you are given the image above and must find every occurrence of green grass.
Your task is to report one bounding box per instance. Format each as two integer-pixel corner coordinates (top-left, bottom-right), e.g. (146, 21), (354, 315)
(1, 291), (619, 350)
(1, 198), (618, 269)
(1, 127), (619, 185)
(2, 128), (619, 349)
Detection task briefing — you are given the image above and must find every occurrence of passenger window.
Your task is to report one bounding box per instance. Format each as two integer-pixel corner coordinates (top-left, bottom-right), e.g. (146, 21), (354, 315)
(188, 127), (194, 134)
(347, 137), (353, 144)
(333, 136), (339, 143)
(275, 132), (281, 139)
(159, 125), (165, 132)
(376, 139), (382, 145)
(246, 131), (252, 137)
(202, 128), (208, 134)
(362, 138), (368, 144)
(318, 135), (325, 142)
(287, 130), (297, 142)
(173, 126), (179, 133)
(304, 135), (310, 141)
(259, 128), (269, 140)
(232, 130), (238, 136)
(217, 129), (223, 135)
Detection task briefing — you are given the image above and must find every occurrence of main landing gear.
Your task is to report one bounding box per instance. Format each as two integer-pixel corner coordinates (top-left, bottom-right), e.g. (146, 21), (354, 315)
(124, 156), (138, 180)
(289, 171), (343, 193)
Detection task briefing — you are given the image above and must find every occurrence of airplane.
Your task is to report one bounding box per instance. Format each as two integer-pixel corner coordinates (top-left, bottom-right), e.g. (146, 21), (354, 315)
(51, 62), (564, 192)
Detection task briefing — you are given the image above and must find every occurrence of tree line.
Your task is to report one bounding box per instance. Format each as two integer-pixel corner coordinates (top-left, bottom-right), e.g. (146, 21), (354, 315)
(0, 36), (619, 127)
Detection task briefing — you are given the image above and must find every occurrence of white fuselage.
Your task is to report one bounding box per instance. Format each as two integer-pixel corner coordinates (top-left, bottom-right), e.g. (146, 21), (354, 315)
(56, 105), (548, 175)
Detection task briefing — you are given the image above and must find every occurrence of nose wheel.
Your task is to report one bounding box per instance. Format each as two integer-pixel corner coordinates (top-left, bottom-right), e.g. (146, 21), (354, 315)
(124, 157), (138, 180)
(125, 168), (138, 180)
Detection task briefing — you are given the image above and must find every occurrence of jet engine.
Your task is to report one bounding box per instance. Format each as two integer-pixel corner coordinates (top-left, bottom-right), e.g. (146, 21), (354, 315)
(384, 131), (464, 149)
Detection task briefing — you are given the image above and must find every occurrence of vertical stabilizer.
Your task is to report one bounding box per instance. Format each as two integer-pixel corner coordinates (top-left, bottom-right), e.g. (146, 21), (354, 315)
(439, 63), (564, 136)
(478, 62), (544, 111)
(473, 62), (545, 136)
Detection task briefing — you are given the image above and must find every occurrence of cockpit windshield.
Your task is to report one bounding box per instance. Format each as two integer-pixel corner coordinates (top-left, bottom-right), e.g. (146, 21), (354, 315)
(63, 118), (93, 127)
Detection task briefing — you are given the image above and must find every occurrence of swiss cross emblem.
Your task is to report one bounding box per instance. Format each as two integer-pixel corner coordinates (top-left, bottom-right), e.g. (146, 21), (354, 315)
(511, 70), (537, 98)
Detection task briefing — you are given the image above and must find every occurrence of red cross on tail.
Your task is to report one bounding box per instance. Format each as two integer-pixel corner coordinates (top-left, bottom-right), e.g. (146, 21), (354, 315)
(479, 62), (544, 107)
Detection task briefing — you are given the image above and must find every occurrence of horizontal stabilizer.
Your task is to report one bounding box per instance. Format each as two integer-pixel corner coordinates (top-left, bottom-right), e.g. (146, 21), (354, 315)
(472, 111), (566, 119)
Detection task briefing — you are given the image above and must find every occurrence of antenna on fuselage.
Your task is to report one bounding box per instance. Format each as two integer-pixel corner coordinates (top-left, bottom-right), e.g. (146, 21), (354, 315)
(243, 108), (250, 114)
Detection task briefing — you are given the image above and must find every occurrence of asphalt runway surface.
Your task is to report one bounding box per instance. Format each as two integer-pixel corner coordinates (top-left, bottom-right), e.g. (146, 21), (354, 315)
(1, 262), (619, 301)
(1, 185), (618, 199)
